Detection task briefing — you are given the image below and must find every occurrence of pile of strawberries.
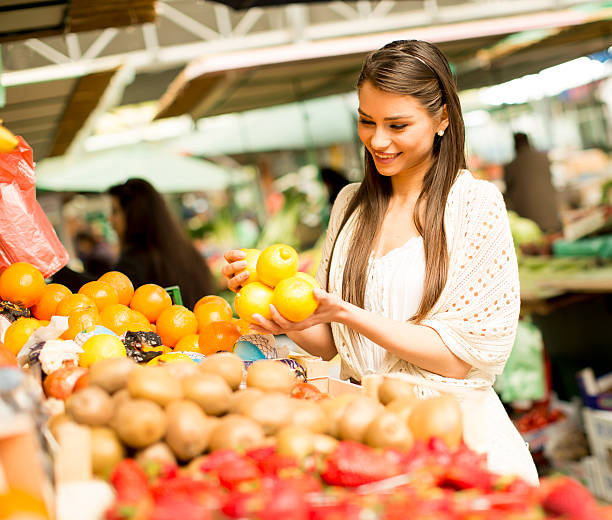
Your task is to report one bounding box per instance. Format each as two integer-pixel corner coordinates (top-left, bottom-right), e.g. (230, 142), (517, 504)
(105, 438), (609, 520)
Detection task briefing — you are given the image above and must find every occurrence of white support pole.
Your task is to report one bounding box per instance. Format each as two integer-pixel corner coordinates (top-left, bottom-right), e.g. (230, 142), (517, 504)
(65, 33), (81, 61)
(24, 39), (70, 65)
(142, 23), (160, 52)
(214, 4), (233, 37)
(158, 2), (219, 41)
(328, 1), (358, 20)
(82, 29), (119, 61)
(233, 8), (264, 37)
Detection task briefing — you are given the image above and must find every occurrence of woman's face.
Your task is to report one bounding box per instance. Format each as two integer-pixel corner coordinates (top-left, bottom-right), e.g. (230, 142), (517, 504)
(109, 196), (126, 241)
(357, 81), (447, 178)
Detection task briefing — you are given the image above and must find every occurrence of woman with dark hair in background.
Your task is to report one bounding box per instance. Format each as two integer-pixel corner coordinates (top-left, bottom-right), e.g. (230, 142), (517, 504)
(107, 178), (216, 309)
(223, 40), (538, 484)
(54, 178), (216, 309)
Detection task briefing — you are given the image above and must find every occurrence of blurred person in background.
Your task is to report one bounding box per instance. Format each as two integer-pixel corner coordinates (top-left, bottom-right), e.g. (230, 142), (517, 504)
(320, 166), (350, 207)
(503, 132), (563, 233)
(74, 229), (114, 277)
(54, 178), (217, 308)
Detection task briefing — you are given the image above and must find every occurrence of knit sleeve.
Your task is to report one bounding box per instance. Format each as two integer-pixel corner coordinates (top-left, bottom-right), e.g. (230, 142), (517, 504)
(420, 178), (520, 376)
(316, 183), (360, 289)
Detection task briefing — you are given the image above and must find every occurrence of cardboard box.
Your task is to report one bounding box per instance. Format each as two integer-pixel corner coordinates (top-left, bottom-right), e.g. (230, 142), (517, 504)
(308, 376), (363, 396)
(583, 407), (612, 472)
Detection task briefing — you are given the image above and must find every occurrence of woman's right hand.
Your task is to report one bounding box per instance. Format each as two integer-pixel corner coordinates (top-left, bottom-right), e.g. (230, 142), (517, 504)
(222, 250), (249, 293)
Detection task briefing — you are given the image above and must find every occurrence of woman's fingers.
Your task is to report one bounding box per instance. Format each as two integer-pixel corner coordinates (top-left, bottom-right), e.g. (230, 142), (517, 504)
(222, 250), (249, 292)
(224, 249), (247, 263)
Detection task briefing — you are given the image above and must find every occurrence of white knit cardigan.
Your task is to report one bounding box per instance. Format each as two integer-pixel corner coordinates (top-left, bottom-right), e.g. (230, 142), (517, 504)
(316, 170), (520, 389)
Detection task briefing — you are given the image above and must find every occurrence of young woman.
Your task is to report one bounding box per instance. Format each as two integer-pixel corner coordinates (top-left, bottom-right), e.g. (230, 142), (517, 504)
(223, 40), (538, 484)
(108, 178), (217, 309)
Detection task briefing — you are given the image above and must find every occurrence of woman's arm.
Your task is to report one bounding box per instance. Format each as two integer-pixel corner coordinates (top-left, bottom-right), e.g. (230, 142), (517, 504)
(287, 324), (337, 361)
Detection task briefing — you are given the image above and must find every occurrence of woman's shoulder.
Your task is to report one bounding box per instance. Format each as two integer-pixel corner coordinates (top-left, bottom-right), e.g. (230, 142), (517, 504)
(449, 170), (504, 208)
(330, 182), (360, 220)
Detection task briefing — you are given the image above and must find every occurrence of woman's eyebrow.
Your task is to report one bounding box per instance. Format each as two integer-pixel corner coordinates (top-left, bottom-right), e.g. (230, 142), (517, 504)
(358, 108), (412, 121)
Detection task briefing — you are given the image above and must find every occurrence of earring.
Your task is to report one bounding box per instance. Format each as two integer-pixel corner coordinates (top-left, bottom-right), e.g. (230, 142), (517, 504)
(437, 130), (445, 136)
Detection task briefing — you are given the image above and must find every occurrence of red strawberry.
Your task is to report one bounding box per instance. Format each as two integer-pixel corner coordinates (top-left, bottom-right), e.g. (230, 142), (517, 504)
(540, 476), (600, 520)
(110, 459), (151, 504)
(216, 457), (261, 490)
(198, 449), (243, 473)
(321, 441), (401, 487)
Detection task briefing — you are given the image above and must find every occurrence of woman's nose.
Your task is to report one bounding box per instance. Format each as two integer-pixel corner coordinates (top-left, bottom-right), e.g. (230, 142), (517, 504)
(370, 127), (391, 149)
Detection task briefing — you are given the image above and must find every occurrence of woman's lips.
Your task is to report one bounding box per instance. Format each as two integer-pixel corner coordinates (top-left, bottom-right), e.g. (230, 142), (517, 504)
(372, 151), (401, 164)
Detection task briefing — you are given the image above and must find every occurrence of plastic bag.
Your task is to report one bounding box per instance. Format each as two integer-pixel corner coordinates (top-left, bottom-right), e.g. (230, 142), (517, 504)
(494, 319), (546, 403)
(0, 136), (69, 277)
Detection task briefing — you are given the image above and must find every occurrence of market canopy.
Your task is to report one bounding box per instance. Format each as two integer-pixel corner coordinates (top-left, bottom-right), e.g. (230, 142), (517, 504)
(34, 145), (234, 193)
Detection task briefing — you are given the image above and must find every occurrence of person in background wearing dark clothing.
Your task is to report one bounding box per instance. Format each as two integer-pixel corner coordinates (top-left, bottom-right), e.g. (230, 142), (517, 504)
(320, 167), (350, 207)
(74, 230), (114, 277)
(54, 178), (217, 309)
(503, 132), (563, 233)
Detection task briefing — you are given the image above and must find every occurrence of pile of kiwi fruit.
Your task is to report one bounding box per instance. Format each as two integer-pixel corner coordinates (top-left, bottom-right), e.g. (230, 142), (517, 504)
(49, 354), (462, 480)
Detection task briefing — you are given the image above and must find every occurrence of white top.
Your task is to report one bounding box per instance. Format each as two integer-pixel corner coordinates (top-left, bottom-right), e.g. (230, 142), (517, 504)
(316, 170), (539, 485)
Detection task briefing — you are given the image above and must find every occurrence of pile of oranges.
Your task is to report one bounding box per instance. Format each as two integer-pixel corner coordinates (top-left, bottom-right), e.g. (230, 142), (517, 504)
(234, 244), (319, 324)
(0, 261), (252, 368)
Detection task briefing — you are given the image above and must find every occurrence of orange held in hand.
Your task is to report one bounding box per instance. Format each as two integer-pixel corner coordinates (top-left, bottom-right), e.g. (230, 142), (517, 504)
(56, 293), (96, 316)
(234, 281), (274, 324)
(98, 271), (134, 306)
(199, 320), (241, 355)
(272, 275), (318, 322)
(256, 244), (299, 288)
(78, 280), (119, 311)
(0, 262), (46, 308)
(130, 283), (172, 323)
(237, 248), (261, 285)
(31, 283), (72, 321)
(156, 304), (198, 348)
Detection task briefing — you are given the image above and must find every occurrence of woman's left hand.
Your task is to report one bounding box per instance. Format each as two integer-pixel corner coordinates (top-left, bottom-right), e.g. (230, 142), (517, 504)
(250, 288), (346, 334)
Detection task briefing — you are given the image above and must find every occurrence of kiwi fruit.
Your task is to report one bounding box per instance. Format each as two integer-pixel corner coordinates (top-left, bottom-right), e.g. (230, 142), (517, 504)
(290, 399), (329, 434)
(320, 394), (358, 438)
(165, 400), (212, 461)
(88, 357), (135, 394)
(163, 361), (200, 380)
(209, 414), (265, 452)
(90, 426), (126, 479)
(228, 387), (263, 415)
(181, 373), (232, 416)
(408, 394), (462, 450)
(312, 433), (338, 455)
(243, 392), (293, 435)
(385, 397), (417, 425)
(65, 386), (114, 427)
(364, 411), (414, 450)
(127, 365), (182, 407)
(199, 352), (244, 390)
(337, 396), (384, 443)
(135, 442), (177, 469)
(275, 426), (313, 460)
(378, 377), (416, 405)
(246, 360), (296, 394)
(113, 398), (167, 449)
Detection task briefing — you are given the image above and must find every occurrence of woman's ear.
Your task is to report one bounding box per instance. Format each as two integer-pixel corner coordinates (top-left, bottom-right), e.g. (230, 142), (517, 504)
(438, 104), (449, 133)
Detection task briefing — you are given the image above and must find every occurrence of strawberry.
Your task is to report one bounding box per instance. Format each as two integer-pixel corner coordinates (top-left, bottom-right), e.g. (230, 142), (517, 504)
(321, 441), (401, 487)
(216, 457), (261, 490)
(540, 476), (601, 520)
(197, 449), (243, 473)
(107, 459), (153, 520)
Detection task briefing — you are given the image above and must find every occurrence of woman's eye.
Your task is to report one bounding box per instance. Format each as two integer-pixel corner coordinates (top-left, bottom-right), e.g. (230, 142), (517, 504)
(358, 119), (374, 125)
(390, 124), (408, 130)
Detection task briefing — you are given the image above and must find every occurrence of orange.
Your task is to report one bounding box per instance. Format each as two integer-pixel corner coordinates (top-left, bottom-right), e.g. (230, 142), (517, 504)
(147, 352), (194, 365)
(256, 244), (299, 287)
(31, 283), (72, 320)
(0, 488), (48, 518)
(3, 317), (43, 355)
(233, 317), (254, 336)
(156, 305), (198, 348)
(78, 280), (119, 311)
(194, 294), (232, 314)
(99, 303), (134, 335)
(272, 275), (318, 322)
(130, 284), (172, 323)
(0, 262), (46, 308)
(234, 282), (274, 323)
(61, 307), (100, 340)
(175, 333), (200, 353)
(238, 248), (261, 285)
(98, 271), (134, 306)
(0, 343), (17, 366)
(79, 334), (126, 367)
(130, 309), (152, 331)
(295, 272), (319, 288)
(194, 300), (233, 331)
(199, 320), (241, 356)
(56, 293), (96, 316)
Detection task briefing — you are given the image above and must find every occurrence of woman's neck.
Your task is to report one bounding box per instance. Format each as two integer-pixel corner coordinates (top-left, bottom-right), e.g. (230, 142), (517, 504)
(389, 164), (429, 206)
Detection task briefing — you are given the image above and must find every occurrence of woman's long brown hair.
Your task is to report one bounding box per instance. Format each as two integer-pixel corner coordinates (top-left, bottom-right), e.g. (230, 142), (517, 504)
(327, 40), (466, 323)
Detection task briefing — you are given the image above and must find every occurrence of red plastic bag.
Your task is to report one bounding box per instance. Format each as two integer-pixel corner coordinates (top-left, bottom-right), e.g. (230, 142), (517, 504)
(0, 137), (69, 277)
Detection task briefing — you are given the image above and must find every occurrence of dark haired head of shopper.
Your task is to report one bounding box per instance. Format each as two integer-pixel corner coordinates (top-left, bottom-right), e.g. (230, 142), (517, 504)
(108, 178), (216, 309)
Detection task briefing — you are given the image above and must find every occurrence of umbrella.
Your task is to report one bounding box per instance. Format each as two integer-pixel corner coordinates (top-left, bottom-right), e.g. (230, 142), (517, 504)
(35, 145), (234, 193)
